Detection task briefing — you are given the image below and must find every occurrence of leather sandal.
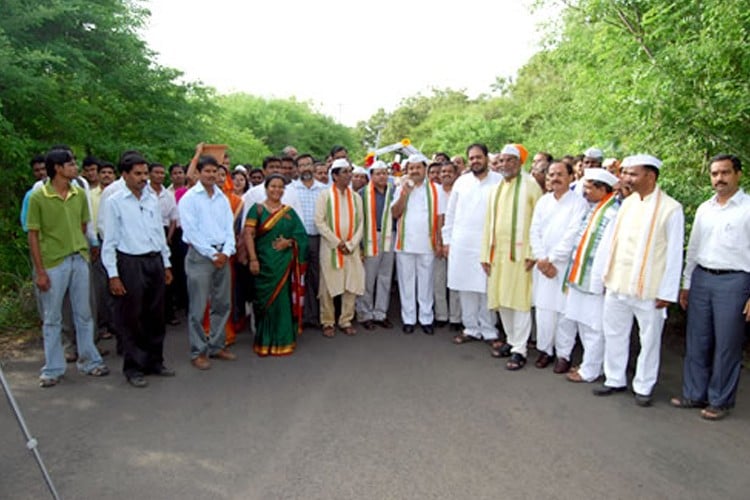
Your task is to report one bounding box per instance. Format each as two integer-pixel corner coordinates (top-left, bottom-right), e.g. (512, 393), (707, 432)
(506, 353), (526, 371)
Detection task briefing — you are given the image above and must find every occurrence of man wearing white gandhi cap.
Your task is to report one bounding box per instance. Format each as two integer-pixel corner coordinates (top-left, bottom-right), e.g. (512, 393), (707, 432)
(480, 144), (543, 370)
(593, 154), (684, 406)
(562, 168), (622, 383)
(391, 154), (446, 334)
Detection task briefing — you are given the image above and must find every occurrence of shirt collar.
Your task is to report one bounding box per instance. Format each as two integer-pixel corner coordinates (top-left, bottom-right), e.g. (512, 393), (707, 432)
(709, 188), (745, 207)
(42, 180), (79, 200)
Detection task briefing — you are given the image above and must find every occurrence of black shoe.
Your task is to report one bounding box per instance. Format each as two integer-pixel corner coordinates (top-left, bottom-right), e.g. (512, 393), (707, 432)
(634, 393), (653, 407)
(592, 384), (627, 397)
(449, 323), (463, 332)
(151, 366), (176, 377)
(361, 320), (377, 331)
(435, 320), (448, 328)
(402, 324), (415, 334)
(421, 324), (434, 335)
(127, 374), (148, 388)
(376, 319), (394, 329)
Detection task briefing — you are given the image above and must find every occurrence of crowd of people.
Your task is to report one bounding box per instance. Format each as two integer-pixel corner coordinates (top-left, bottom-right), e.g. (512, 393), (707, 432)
(21, 141), (749, 421)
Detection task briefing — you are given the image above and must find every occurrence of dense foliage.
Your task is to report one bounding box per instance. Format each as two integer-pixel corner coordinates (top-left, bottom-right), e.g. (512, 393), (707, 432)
(356, 0), (750, 215)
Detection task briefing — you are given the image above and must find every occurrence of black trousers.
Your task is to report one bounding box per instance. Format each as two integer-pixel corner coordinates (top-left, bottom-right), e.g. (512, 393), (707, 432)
(303, 235), (321, 325)
(113, 252), (166, 378)
(169, 227), (188, 311)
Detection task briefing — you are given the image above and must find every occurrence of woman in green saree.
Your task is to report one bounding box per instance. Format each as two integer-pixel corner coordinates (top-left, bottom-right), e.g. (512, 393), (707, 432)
(244, 174), (308, 356)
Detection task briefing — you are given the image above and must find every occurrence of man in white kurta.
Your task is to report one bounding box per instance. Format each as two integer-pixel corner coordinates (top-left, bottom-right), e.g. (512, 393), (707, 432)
(561, 169), (621, 383)
(530, 162), (588, 372)
(595, 154), (684, 406)
(314, 160), (365, 336)
(443, 144), (502, 343)
(391, 155), (446, 334)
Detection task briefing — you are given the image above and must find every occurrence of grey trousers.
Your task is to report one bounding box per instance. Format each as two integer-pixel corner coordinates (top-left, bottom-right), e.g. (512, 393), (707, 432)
(434, 257), (461, 323)
(357, 249), (395, 322)
(683, 267), (750, 408)
(185, 247), (230, 358)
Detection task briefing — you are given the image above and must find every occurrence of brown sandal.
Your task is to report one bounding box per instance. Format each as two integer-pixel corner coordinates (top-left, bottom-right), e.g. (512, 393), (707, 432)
(342, 326), (357, 336)
(566, 369), (585, 383)
(452, 333), (476, 345)
(322, 326), (336, 338)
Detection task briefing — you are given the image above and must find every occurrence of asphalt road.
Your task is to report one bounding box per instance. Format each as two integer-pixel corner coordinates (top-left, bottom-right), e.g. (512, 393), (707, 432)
(1, 317), (748, 500)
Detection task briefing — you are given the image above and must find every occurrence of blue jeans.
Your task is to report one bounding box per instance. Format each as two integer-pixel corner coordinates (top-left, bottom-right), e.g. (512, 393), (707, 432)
(39, 254), (104, 378)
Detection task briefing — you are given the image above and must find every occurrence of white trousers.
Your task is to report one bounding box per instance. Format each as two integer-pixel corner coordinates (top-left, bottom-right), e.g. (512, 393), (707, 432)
(602, 293), (666, 395)
(396, 252), (435, 326)
(356, 250), (395, 321)
(460, 291), (497, 340)
(535, 308), (577, 359)
(574, 322), (604, 381)
(498, 307), (532, 357)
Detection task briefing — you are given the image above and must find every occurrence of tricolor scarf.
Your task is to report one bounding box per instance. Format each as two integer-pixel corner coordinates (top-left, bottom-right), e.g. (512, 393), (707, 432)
(564, 193), (619, 292)
(487, 173), (530, 263)
(325, 185), (358, 269)
(361, 182), (394, 257)
(607, 187), (665, 299)
(395, 181), (440, 251)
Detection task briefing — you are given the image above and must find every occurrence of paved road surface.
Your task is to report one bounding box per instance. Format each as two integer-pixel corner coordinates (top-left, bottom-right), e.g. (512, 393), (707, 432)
(1, 320), (748, 499)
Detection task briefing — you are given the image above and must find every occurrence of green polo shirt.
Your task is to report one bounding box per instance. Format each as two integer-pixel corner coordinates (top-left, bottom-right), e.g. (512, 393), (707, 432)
(26, 181), (91, 269)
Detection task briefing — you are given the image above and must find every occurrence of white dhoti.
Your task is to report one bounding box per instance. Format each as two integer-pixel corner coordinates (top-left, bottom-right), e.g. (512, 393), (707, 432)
(460, 291), (496, 340)
(396, 252), (435, 326)
(602, 292), (666, 395)
(498, 307), (531, 357)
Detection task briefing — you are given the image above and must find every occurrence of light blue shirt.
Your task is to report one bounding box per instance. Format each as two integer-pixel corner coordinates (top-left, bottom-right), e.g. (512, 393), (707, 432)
(178, 181), (236, 260)
(101, 187), (171, 278)
(20, 188), (34, 232)
(293, 180), (327, 235)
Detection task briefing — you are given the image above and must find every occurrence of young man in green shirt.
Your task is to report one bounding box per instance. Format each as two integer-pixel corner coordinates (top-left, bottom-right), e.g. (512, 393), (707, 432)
(27, 147), (109, 387)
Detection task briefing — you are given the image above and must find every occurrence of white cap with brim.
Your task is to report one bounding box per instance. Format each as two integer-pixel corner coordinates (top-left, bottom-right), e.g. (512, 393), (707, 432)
(406, 153), (429, 166)
(584, 147), (604, 160)
(621, 154), (662, 170)
(500, 144), (520, 158)
(330, 158), (351, 172)
(583, 168), (619, 187)
(370, 160), (388, 171)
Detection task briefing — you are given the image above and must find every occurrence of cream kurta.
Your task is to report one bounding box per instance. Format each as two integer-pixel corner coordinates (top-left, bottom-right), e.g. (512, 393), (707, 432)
(530, 191), (589, 312)
(481, 173), (543, 311)
(314, 187), (365, 297)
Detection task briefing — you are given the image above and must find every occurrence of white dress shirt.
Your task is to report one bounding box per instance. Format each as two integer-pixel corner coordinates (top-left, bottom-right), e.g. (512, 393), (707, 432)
(147, 182), (178, 228)
(97, 177), (126, 238)
(683, 189), (750, 288)
(101, 188), (171, 278)
(179, 182), (236, 260)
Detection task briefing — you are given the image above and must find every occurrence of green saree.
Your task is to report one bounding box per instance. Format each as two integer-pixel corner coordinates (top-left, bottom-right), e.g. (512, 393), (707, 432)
(247, 203), (308, 356)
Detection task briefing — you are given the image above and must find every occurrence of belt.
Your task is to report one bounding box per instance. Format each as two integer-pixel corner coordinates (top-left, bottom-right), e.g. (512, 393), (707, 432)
(698, 264), (741, 275)
(117, 250), (160, 258)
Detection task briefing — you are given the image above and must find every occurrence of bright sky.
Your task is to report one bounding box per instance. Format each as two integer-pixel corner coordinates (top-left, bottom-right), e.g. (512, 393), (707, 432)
(142, 0), (559, 126)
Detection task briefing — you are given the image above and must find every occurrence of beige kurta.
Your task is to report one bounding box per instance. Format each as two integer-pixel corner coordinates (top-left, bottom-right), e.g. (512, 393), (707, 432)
(481, 173), (543, 312)
(314, 187), (365, 297)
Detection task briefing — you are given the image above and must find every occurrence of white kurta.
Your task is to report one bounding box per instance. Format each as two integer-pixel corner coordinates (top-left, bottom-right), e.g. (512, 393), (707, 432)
(442, 171), (503, 292)
(530, 191), (589, 312)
